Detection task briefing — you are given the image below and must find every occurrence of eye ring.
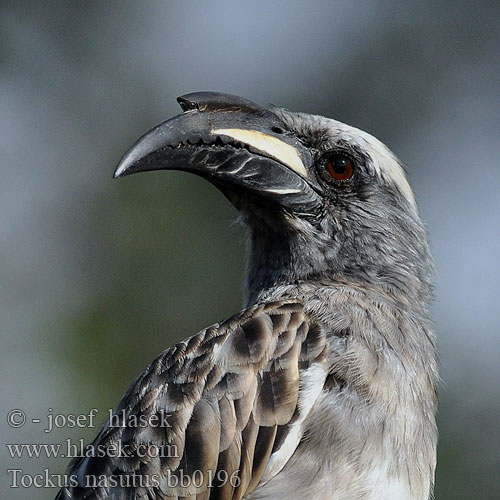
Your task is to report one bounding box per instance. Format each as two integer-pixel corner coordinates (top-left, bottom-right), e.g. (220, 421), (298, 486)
(324, 154), (355, 181)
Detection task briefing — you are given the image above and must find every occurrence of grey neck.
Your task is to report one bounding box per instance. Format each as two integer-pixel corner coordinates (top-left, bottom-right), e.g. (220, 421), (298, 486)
(244, 222), (433, 313)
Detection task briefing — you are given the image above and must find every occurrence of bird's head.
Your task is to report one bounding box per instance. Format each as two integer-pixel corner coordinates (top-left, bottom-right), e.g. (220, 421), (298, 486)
(116, 92), (432, 307)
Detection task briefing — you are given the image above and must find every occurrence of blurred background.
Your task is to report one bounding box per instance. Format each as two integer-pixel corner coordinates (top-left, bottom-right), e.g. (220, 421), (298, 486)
(1, 1), (499, 498)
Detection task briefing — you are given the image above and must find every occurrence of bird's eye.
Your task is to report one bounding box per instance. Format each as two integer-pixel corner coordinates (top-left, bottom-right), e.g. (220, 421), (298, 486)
(326, 155), (354, 181)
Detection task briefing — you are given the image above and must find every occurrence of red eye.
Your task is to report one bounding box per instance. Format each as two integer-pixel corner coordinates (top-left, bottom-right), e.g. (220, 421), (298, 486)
(327, 156), (354, 181)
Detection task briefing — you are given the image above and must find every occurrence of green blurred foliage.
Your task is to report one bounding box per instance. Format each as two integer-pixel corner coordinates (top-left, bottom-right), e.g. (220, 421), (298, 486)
(58, 173), (246, 409)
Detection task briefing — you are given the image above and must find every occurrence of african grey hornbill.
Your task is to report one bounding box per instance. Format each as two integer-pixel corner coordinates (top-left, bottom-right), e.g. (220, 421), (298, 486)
(57, 92), (438, 500)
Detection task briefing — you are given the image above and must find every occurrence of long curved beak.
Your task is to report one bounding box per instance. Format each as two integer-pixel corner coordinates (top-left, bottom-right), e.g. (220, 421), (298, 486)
(114, 92), (321, 213)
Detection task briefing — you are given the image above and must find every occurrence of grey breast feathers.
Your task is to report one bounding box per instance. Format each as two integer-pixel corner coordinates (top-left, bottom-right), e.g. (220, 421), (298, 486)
(57, 300), (329, 500)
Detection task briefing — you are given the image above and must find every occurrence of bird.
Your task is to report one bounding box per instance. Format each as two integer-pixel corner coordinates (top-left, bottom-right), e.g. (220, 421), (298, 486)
(57, 92), (438, 500)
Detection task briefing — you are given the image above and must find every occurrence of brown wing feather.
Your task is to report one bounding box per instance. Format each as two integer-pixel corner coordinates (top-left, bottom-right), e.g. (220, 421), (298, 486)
(56, 300), (327, 500)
